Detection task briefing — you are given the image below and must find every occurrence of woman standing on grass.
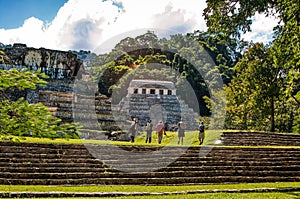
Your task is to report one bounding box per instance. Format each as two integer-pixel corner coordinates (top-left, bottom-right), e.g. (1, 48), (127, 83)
(177, 119), (186, 145)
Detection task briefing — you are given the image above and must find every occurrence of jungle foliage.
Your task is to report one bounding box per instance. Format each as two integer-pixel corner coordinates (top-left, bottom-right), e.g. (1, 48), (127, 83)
(203, 0), (299, 133)
(91, 31), (241, 116)
(0, 68), (79, 140)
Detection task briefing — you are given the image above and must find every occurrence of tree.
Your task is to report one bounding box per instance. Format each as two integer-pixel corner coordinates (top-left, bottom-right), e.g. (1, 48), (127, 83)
(0, 68), (79, 140)
(226, 44), (285, 131)
(92, 62), (130, 96)
(204, 0), (300, 133)
(0, 50), (11, 64)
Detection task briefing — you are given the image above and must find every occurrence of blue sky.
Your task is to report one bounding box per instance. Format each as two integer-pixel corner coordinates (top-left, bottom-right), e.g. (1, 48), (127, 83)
(0, 0), (277, 53)
(0, 0), (68, 29)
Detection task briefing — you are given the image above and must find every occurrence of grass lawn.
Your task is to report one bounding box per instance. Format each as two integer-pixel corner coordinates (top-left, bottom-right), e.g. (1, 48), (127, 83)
(1, 193), (300, 199)
(1, 182), (299, 192)
(5, 130), (299, 149)
(1, 182), (299, 198)
(3, 130), (223, 146)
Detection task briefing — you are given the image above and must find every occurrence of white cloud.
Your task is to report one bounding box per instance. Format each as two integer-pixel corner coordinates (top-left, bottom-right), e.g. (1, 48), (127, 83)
(0, 0), (277, 53)
(44, 0), (120, 50)
(242, 11), (279, 44)
(0, 0), (207, 52)
(0, 17), (46, 47)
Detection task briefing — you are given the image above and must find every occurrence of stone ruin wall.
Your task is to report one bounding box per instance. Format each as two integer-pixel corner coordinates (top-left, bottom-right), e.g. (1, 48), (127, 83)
(3, 44), (84, 79)
(1, 44), (85, 121)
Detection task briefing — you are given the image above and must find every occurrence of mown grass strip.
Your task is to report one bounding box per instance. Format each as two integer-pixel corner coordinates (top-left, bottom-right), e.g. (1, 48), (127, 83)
(0, 188), (299, 198)
(2, 130), (299, 148)
(1, 182), (299, 192)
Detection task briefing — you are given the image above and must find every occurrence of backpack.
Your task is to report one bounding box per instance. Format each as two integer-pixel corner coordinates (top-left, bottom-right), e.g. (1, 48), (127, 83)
(199, 124), (204, 132)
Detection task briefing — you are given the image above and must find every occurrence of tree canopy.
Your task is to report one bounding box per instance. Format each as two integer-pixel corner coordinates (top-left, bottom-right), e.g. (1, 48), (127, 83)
(203, 0), (300, 133)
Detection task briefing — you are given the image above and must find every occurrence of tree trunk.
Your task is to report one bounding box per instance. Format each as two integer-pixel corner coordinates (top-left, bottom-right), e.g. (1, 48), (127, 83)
(270, 96), (275, 132)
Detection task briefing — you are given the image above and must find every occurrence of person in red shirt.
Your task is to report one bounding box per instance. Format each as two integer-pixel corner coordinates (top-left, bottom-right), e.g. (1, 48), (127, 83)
(156, 120), (165, 144)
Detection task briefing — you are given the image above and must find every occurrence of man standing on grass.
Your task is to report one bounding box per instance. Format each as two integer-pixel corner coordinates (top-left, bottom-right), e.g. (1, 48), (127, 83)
(198, 121), (205, 145)
(156, 120), (165, 144)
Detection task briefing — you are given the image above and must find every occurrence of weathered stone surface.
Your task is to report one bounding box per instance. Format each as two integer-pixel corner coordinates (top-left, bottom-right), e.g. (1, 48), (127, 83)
(0, 43), (85, 104)
(3, 43), (84, 79)
(221, 131), (300, 146)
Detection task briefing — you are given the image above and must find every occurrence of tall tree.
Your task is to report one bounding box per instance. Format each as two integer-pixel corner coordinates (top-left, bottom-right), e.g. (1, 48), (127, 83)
(226, 43), (283, 131)
(204, 0), (300, 132)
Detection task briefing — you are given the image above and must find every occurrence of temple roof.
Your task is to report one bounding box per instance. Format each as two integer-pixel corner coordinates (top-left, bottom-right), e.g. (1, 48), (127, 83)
(129, 79), (176, 90)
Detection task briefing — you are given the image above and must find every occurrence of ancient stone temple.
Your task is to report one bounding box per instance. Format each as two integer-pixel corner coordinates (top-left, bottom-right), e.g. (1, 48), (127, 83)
(116, 79), (199, 130)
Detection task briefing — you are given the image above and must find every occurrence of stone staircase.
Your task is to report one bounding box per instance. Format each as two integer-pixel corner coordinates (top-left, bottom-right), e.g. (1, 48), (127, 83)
(221, 131), (300, 146)
(178, 98), (200, 130)
(0, 142), (299, 185)
(38, 90), (121, 135)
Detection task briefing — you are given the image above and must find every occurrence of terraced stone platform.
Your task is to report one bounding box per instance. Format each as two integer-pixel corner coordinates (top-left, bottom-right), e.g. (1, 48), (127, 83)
(221, 131), (300, 146)
(0, 142), (299, 185)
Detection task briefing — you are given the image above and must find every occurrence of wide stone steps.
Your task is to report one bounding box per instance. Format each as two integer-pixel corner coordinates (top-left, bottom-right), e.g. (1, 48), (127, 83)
(2, 148), (300, 159)
(221, 132), (300, 146)
(1, 170), (299, 179)
(39, 91), (120, 131)
(1, 165), (299, 173)
(1, 176), (298, 185)
(1, 160), (298, 170)
(0, 142), (300, 185)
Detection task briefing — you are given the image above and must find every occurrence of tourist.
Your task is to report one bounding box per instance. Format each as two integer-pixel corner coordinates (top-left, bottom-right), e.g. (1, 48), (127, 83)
(128, 117), (138, 143)
(156, 120), (165, 144)
(145, 120), (153, 143)
(198, 121), (205, 145)
(164, 121), (168, 136)
(177, 119), (186, 145)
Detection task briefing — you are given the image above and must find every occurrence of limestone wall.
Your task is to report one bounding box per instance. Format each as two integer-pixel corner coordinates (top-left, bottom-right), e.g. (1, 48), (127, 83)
(3, 44), (84, 79)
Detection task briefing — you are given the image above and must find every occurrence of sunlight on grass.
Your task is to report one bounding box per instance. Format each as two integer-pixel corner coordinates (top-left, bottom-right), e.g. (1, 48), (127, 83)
(9, 130), (222, 147)
(2, 130), (299, 149)
(1, 182), (299, 192)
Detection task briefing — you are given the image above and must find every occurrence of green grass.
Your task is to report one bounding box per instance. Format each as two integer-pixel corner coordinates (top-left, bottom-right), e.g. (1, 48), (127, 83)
(109, 192), (300, 199)
(2, 130), (222, 146)
(3, 193), (300, 199)
(1, 183), (299, 199)
(108, 192), (299, 199)
(1, 182), (299, 192)
(3, 130), (300, 149)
